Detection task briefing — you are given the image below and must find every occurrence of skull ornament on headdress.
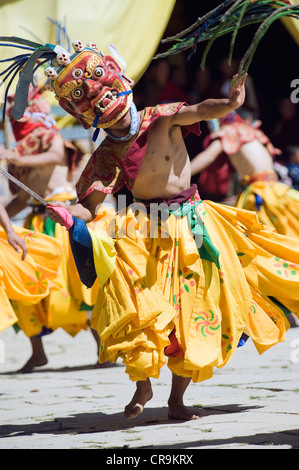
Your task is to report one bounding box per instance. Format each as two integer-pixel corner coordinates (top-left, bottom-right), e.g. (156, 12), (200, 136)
(0, 36), (135, 140)
(44, 41), (134, 134)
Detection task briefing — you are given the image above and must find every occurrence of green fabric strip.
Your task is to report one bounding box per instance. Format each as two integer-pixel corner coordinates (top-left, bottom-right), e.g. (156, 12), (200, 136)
(241, 185), (250, 208)
(268, 296), (292, 318)
(80, 301), (94, 312)
(43, 217), (56, 237)
(168, 199), (220, 268)
(134, 197), (220, 268)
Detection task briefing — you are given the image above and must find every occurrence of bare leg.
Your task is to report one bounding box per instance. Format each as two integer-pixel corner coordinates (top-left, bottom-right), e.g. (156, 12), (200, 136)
(288, 314), (297, 328)
(90, 327), (117, 368)
(124, 379), (153, 418)
(168, 374), (201, 420)
(18, 336), (48, 374)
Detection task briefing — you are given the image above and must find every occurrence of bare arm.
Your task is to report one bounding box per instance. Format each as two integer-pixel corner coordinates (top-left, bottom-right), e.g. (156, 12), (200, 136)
(190, 139), (223, 176)
(0, 202), (15, 233)
(0, 134), (66, 167)
(172, 74), (247, 127)
(0, 203), (27, 260)
(46, 189), (107, 224)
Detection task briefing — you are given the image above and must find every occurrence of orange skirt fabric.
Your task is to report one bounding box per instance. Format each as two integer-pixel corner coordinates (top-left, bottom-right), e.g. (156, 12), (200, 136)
(0, 225), (63, 333)
(12, 193), (114, 338)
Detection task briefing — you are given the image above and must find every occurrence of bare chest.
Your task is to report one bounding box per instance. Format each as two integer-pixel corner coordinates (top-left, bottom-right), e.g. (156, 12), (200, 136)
(23, 165), (73, 197)
(132, 123), (191, 198)
(138, 123), (186, 176)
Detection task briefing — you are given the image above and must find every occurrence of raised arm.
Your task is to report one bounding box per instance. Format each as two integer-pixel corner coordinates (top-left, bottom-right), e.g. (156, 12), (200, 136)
(171, 74), (247, 127)
(190, 139), (223, 176)
(0, 133), (66, 167)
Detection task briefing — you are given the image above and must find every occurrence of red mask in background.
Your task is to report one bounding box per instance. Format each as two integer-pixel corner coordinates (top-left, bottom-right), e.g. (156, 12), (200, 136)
(7, 86), (55, 141)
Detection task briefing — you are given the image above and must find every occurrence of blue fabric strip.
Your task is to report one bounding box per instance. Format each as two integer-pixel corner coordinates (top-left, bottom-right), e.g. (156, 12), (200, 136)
(36, 326), (54, 338)
(68, 217), (97, 288)
(92, 127), (100, 142)
(237, 332), (249, 347)
(117, 89), (133, 97)
(92, 113), (101, 142)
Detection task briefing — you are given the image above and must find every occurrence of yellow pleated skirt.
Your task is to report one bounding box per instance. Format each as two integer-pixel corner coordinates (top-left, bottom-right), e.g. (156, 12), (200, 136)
(90, 193), (299, 383)
(0, 226), (63, 333)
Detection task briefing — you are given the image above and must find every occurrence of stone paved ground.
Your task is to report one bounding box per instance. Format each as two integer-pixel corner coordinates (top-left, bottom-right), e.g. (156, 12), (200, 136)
(0, 324), (299, 452)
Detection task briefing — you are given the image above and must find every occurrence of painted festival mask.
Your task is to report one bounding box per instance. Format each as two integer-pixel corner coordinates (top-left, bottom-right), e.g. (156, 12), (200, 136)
(45, 42), (134, 130)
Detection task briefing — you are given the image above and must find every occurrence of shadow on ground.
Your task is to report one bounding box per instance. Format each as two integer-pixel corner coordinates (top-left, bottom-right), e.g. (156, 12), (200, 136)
(0, 363), (123, 375)
(0, 404), (259, 437)
(1, 402), (297, 448)
(139, 429), (299, 449)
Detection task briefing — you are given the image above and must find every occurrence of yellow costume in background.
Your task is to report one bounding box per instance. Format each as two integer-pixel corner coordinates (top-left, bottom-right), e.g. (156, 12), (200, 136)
(11, 189), (110, 338)
(205, 117), (299, 238)
(0, 226), (62, 333)
(237, 171), (299, 238)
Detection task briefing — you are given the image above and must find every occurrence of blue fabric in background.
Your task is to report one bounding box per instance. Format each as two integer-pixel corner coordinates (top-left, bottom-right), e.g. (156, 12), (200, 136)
(286, 164), (299, 190)
(254, 193), (263, 211)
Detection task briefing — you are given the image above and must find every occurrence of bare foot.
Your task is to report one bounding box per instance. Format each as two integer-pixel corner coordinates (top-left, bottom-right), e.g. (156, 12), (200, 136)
(17, 355), (48, 374)
(168, 400), (202, 421)
(167, 374), (200, 420)
(124, 379), (153, 418)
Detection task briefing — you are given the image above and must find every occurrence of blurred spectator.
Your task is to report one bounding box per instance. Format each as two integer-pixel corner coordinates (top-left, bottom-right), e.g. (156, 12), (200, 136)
(145, 59), (170, 105)
(287, 146), (299, 164)
(271, 97), (299, 163)
(210, 57), (260, 118)
(285, 146), (299, 190)
(188, 66), (212, 104)
(140, 59), (189, 107)
(156, 63), (189, 104)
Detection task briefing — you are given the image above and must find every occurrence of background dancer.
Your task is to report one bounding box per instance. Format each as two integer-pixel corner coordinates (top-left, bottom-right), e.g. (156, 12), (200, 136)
(0, 202), (62, 334)
(191, 110), (299, 239)
(0, 89), (113, 372)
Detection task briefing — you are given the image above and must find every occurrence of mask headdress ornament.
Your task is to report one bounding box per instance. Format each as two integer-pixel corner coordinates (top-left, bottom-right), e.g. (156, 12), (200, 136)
(0, 37), (58, 123)
(2, 18), (72, 141)
(0, 36), (136, 142)
(154, 0), (299, 81)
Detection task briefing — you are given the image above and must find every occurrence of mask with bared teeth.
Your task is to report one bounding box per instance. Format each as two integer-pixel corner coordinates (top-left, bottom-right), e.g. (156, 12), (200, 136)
(44, 41), (134, 131)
